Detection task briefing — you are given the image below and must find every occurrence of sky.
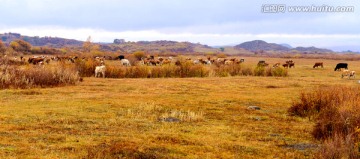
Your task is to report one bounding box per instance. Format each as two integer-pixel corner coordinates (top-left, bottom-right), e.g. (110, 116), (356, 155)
(0, 0), (359, 51)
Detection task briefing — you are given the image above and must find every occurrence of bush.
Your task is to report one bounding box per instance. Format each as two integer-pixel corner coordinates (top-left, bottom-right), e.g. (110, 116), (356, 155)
(0, 63), (79, 89)
(271, 67), (288, 77)
(133, 51), (146, 60)
(289, 86), (360, 158)
(75, 58), (101, 77)
(254, 66), (265, 76)
(217, 53), (227, 58)
(10, 40), (32, 53)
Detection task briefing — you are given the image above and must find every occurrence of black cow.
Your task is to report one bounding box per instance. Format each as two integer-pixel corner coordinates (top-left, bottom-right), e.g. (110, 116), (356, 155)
(334, 63), (348, 71)
(118, 55), (125, 60)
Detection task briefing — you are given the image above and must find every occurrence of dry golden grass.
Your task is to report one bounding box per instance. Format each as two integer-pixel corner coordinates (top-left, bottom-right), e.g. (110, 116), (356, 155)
(1, 56), (360, 158)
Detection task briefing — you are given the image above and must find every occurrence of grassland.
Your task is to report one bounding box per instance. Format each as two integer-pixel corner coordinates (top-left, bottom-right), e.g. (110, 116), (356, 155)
(0, 57), (359, 158)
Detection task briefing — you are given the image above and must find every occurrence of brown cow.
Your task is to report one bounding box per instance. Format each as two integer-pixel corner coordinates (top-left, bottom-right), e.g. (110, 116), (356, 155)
(28, 57), (45, 65)
(289, 62), (295, 68)
(313, 62), (323, 68)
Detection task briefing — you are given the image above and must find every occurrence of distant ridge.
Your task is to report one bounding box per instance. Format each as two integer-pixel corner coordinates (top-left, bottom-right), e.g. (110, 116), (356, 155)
(234, 40), (333, 53)
(280, 43), (293, 49)
(293, 46), (333, 53)
(0, 32), (83, 47)
(234, 40), (289, 51)
(0, 32), (335, 53)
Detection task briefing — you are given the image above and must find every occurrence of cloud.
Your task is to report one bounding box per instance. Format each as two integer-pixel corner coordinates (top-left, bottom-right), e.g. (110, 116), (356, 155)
(0, 0), (359, 51)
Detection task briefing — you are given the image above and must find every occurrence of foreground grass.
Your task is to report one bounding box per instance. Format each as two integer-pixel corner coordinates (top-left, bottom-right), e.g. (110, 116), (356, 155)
(1, 57), (360, 158)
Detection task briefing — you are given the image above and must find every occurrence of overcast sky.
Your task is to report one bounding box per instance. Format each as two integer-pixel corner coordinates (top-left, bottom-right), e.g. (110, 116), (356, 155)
(0, 0), (359, 51)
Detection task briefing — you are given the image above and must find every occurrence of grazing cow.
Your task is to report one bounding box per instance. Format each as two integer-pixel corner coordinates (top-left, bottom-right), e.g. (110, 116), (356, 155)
(162, 59), (171, 65)
(175, 60), (182, 66)
(282, 63), (289, 68)
(341, 70), (355, 79)
(286, 60), (293, 64)
(120, 59), (131, 66)
(118, 55), (125, 60)
(28, 57), (45, 65)
(225, 60), (234, 65)
(257, 60), (268, 67)
(313, 62), (323, 68)
(273, 63), (280, 68)
(289, 62), (295, 68)
(95, 65), (106, 78)
(283, 60), (295, 68)
(334, 63), (348, 71)
(193, 59), (200, 65)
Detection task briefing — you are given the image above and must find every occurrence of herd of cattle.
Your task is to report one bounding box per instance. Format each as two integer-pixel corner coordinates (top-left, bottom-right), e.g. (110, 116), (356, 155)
(0, 54), (356, 79)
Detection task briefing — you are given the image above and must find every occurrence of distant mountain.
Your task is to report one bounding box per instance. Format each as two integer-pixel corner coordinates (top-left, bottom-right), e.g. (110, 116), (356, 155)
(292, 46), (333, 53)
(234, 40), (289, 51)
(0, 32), (337, 53)
(103, 40), (212, 53)
(0, 33), (213, 53)
(0, 33), (83, 48)
(234, 40), (333, 53)
(280, 43), (293, 49)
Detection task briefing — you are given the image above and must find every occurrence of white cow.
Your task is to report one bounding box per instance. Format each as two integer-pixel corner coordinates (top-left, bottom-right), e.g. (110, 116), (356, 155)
(95, 65), (106, 78)
(341, 70), (355, 79)
(120, 59), (131, 66)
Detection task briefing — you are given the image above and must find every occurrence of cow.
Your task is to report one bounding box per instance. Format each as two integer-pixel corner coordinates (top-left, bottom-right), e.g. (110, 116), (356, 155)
(118, 55), (125, 60)
(257, 60), (269, 67)
(282, 63), (289, 68)
(273, 63), (280, 68)
(334, 63), (348, 71)
(95, 65), (106, 78)
(286, 60), (293, 64)
(120, 59), (131, 66)
(175, 60), (181, 66)
(341, 70), (355, 79)
(28, 57), (45, 65)
(289, 62), (295, 68)
(313, 62), (323, 68)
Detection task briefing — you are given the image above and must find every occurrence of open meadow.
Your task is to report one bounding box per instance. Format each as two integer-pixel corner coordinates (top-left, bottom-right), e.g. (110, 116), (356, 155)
(1, 56), (360, 158)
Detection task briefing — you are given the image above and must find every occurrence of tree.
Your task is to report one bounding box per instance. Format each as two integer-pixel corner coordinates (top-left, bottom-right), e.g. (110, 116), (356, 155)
(10, 40), (32, 53)
(82, 36), (92, 53)
(0, 40), (6, 54)
(82, 36), (101, 55)
(133, 51), (146, 60)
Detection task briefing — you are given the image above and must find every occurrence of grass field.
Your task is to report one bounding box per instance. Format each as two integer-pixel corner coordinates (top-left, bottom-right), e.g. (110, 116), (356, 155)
(1, 57), (359, 158)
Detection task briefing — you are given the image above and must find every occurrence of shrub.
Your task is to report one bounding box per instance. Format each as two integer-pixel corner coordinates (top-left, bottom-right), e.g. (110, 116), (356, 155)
(271, 67), (288, 77)
(217, 53), (227, 58)
(241, 66), (253, 76)
(10, 40), (32, 53)
(74, 58), (101, 77)
(289, 86), (360, 158)
(125, 66), (149, 78)
(105, 65), (126, 78)
(0, 40), (6, 54)
(0, 63), (79, 89)
(314, 134), (358, 159)
(213, 63), (248, 77)
(254, 66), (265, 76)
(133, 51), (146, 60)
(213, 65), (230, 77)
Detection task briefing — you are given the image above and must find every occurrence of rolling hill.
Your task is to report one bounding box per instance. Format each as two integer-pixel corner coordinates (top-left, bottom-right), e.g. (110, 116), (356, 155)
(234, 40), (333, 53)
(0, 32), (335, 54)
